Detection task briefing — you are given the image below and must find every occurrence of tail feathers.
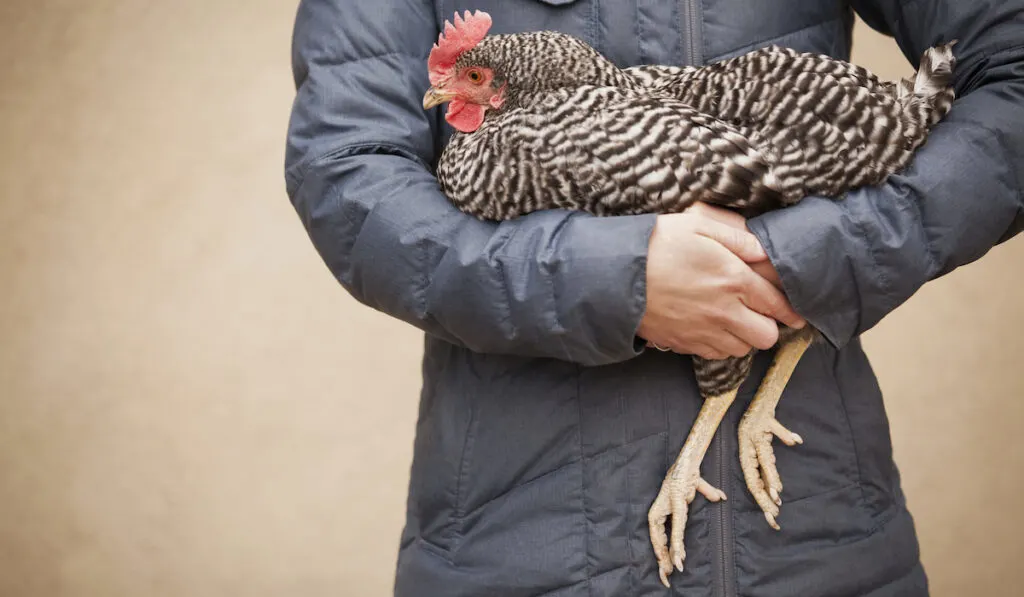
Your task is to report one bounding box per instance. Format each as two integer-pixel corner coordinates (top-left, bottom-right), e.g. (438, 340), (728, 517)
(895, 41), (957, 131)
(912, 40), (957, 96)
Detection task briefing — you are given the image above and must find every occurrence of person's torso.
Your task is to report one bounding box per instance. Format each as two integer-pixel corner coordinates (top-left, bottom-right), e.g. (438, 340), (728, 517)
(433, 0), (855, 69)
(396, 2), (928, 596)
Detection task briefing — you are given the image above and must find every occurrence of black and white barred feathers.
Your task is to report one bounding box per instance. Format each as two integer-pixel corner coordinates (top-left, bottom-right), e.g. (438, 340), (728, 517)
(433, 31), (955, 397)
(436, 32), (957, 222)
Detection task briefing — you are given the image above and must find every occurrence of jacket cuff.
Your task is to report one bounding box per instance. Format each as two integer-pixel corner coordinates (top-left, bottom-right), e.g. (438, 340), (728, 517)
(561, 212), (658, 365)
(747, 197), (869, 348)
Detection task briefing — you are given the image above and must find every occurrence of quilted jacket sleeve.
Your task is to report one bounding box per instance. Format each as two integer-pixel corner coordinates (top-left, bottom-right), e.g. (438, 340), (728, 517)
(747, 0), (1024, 348)
(285, 0), (656, 366)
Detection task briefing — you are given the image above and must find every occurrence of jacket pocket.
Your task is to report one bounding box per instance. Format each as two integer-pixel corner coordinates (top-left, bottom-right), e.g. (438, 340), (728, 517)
(405, 343), (480, 553)
(759, 342), (862, 502)
(450, 357), (582, 523)
(409, 347), (584, 558)
(831, 338), (902, 518)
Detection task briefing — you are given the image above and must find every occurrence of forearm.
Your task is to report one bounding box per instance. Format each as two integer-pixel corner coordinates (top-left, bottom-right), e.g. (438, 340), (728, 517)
(290, 145), (656, 364)
(286, 1), (655, 365)
(749, 3), (1024, 347)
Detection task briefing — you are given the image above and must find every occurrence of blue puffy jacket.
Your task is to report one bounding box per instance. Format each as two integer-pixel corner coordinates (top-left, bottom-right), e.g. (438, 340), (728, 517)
(285, 1), (1024, 595)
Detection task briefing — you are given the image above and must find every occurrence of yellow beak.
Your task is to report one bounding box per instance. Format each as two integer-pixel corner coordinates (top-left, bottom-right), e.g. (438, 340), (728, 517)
(423, 87), (456, 110)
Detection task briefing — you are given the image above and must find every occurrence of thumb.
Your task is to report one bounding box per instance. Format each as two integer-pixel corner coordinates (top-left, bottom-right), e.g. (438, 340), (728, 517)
(695, 217), (768, 262)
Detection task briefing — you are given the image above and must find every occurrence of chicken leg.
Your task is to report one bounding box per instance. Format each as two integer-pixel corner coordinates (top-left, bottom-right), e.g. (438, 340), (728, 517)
(648, 329), (815, 587)
(738, 329), (814, 530)
(647, 388), (737, 587)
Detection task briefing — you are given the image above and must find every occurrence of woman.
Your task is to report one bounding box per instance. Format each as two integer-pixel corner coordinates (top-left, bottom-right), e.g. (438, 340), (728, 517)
(285, 1), (1024, 595)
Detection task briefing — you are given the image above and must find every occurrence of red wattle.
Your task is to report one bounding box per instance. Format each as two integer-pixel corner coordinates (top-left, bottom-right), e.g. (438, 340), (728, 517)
(445, 99), (485, 133)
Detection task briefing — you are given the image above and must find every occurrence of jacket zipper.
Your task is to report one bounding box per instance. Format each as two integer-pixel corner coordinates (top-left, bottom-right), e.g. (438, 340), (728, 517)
(713, 408), (737, 597)
(679, 0), (703, 67)
(679, 4), (732, 592)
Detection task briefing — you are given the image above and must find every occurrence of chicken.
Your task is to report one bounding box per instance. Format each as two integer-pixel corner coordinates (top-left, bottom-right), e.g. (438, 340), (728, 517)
(422, 10), (955, 587)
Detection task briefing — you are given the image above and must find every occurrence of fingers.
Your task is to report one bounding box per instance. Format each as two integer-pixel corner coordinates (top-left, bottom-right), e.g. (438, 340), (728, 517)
(690, 344), (729, 360)
(641, 210), (805, 360)
(644, 338), (735, 361)
(715, 329), (759, 358)
(687, 207), (805, 330)
(685, 201), (748, 230)
(647, 305), (789, 357)
(749, 259), (784, 291)
(677, 341), (745, 360)
(739, 271), (806, 330)
(725, 307), (779, 352)
(693, 217), (767, 263)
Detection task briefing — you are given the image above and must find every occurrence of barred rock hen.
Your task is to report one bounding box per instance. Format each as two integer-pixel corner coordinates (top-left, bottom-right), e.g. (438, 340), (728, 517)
(423, 10), (955, 587)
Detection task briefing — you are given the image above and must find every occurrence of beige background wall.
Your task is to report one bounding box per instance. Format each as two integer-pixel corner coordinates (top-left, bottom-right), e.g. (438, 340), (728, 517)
(0, 1), (1021, 595)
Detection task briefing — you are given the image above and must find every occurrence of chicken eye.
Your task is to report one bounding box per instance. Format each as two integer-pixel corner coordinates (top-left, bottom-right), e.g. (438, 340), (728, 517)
(467, 69), (483, 84)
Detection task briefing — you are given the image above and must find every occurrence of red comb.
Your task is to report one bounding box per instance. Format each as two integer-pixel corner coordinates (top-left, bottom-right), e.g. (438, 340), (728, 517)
(428, 10), (493, 85)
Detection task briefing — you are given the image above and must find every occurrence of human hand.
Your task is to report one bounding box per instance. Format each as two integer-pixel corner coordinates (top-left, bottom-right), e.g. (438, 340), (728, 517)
(685, 202), (785, 289)
(638, 204), (804, 360)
